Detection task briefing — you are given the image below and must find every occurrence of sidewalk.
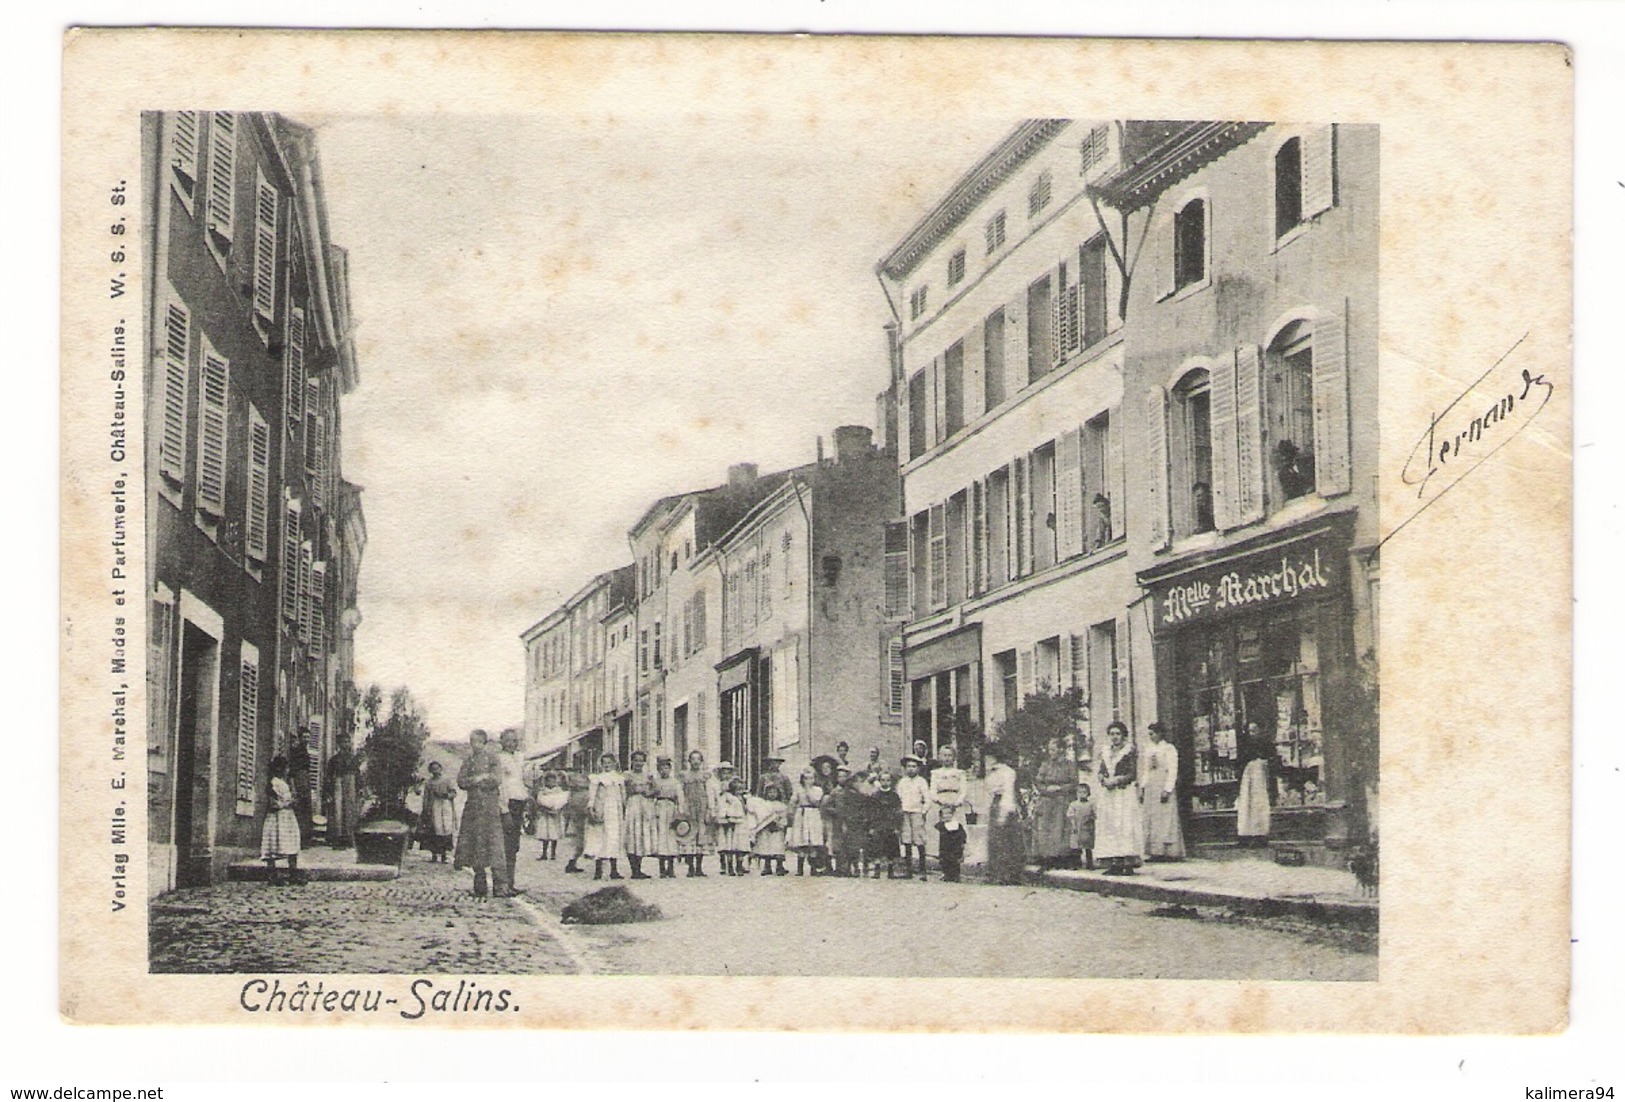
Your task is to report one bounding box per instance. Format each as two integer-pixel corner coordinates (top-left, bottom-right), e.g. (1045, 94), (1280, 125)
(1031, 857), (1378, 931)
(225, 844), (398, 882)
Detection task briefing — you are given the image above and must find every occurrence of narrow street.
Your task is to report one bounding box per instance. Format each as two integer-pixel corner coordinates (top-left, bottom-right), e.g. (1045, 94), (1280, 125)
(151, 845), (1375, 980)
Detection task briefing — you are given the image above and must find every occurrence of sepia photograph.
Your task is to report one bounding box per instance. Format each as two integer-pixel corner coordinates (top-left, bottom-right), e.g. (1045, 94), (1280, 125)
(56, 31), (1575, 1036)
(140, 109), (1379, 981)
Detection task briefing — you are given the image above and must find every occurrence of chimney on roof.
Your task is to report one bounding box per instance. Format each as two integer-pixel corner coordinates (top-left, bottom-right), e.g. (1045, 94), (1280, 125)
(833, 425), (874, 464)
(727, 463), (759, 488)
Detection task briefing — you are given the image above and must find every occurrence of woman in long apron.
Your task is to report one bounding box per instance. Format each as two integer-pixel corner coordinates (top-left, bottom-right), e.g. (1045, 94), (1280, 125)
(1141, 722), (1186, 860)
(1235, 721), (1275, 847)
(1029, 742), (1077, 869)
(1095, 721), (1144, 875)
(584, 753), (627, 880)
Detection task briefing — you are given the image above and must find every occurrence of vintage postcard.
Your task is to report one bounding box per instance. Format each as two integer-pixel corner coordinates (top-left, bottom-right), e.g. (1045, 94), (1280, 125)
(60, 31), (1571, 1031)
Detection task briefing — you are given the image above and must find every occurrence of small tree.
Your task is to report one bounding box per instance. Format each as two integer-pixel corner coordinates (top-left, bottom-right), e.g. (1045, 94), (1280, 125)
(359, 685), (431, 821)
(993, 685), (1086, 791)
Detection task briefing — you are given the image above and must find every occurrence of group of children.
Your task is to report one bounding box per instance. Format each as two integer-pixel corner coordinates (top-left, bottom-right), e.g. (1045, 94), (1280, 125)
(521, 743), (976, 884)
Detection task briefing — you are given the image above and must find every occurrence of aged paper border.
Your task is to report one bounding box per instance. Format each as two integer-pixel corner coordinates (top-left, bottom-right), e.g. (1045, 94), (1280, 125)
(60, 30), (1572, 1033)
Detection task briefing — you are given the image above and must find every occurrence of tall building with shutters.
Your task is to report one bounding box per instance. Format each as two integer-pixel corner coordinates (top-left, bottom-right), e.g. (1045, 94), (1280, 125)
(1112, 122), (1379, 861)
(878, 120), (1143, 774)
(879, 119), (1378, 863)
(143, 111), (363, 892)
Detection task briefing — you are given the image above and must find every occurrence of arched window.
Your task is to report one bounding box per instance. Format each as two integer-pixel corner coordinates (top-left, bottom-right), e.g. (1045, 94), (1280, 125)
(1275, 137), (1303, 238)
(1266, 320), (1317, 506)
(1174, 198), (1207, 290)
(1172, 369), (1216, 537)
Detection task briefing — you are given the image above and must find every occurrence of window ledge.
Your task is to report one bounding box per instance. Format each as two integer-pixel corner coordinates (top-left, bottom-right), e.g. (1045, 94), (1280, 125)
(1271, 221), (1310, 254)
(1159, 273), (1212, 306)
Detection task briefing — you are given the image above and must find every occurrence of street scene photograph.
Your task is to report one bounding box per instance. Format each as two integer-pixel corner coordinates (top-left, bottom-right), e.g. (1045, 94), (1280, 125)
(141, 109), (1380, 980)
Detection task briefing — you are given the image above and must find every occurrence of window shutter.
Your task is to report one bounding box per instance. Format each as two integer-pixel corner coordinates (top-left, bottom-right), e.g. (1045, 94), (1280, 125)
(298, 540), (314, 646)
(1017, 648), (1034, 704)
(1209, 356), (1240, 530)
(1234, 345), (1266, 523)
(1108, 410), (1127, 542)
(696, 592), (707, 647)
(1050, 265), (1064, 368)
(171, 111), (200, 199)
(887, 635), (905, 716)
(928, 503), (947, 610)
(285, 306), (305, 434)
(1146, 385), (1170, 550)
(1006, 295), (1026, 388)
(253, 171), (279, 323)
(1012, 456), (1030, 577)
(970, 479), (986, 596)
(898, 364), (913, 464)
(281, 497), (302, 621)
(159, 300), (190, 483)
(205, 111), (236, 243)
(1301, 125), (1336, 220)
(930, 356), (945, 446)
(1115, 614), (1133, 725)
(311, 416), (328, 511)
(196, 341), (229, 517)
(1056, 428), (1084, 559)
(235, 643), (260, 815)
(883, 520), (908, 618)
(1312, 302), (1353, 496)
(1068, 632), (1088, 693)
(311, 560), (328, 653)
(963, 318), (986, 422)
(246, 408), (270, 560)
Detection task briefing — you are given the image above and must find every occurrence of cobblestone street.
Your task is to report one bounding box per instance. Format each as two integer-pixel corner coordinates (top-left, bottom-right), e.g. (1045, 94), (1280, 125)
(151, 841), (1375, 979)
(149, 853), (581, 975)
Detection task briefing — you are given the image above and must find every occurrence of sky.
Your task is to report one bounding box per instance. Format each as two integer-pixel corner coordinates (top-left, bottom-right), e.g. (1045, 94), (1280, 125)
(313, 112), (1018, 740)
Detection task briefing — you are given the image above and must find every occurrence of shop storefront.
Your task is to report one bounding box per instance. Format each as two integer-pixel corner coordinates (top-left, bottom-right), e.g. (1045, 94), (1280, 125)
(904, 624), (982, 757)
(1140, 511), (1363, 859)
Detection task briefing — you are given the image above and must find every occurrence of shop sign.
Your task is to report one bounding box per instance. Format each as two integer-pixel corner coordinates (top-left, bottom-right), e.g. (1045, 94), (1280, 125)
(1153, 539), (1344, 627)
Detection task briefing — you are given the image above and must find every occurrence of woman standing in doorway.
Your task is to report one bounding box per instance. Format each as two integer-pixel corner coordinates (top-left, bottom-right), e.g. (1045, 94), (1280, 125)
(1095, 721), (1144, 875)
(1235, 721), (1275, 847)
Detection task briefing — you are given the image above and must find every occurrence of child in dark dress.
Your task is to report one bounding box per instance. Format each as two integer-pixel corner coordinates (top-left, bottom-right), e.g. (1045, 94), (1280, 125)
(868, 769), (903, 879)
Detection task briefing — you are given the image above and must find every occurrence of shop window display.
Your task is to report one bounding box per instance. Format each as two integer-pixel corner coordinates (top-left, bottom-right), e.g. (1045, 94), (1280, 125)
(1183, 606), (1326, 818)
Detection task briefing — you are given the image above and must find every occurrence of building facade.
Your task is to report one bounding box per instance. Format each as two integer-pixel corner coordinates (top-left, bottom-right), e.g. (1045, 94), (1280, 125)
(879, 119), (1141, 779)
(879, 119), (1377, 861)
(1113, 122), (1380, 856)
(714, 426), (903, 777)
(143, 111), (363, 892)
(519, 428), (902, 786)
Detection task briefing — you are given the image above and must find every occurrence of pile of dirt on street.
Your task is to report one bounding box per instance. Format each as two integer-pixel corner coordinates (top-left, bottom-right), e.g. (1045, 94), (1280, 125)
(560, 886), (664, 925)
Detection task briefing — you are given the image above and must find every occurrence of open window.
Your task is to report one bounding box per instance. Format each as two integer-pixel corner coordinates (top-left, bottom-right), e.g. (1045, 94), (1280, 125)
(1172, 369), (1216, 538)
(1266, 320), (1317, 506)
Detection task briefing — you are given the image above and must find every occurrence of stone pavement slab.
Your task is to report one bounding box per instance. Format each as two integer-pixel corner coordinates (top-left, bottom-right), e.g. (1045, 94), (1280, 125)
(1035, 857), (1378, 931)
